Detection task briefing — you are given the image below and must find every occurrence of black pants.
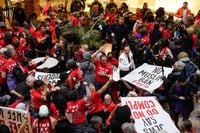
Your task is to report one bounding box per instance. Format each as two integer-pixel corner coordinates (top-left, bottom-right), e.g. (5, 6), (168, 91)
(119, 70), (131, 97)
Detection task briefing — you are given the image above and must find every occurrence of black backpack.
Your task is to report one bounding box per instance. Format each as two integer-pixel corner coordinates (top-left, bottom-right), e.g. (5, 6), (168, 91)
(12, 62), (26, 82)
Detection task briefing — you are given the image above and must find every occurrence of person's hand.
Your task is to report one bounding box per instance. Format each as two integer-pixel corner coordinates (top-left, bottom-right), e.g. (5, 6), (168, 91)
(98, 71), (106, 76)
(99, 47), (105, 52)
(179, 96), (185, 100)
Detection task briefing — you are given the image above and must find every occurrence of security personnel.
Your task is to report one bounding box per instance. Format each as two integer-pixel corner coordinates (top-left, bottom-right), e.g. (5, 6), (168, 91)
(118, 45), (135, 78)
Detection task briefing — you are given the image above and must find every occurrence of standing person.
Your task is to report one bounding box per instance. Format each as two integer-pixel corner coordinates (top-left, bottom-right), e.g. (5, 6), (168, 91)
(169, 75), (200, 126)
(141, 2), (150, 18)
(92, 47), (113, 91)
(30, 80), (48, 118)
(105, 0), (117, 12)
(118, 45), (135, 96)
(35, 24), (51, 57)
(89, 0), (104, 20)
(1, 50), (18, 95)
(80, 52), (95, 84)
(12, 2), (26, 26)
(66, 82), (91, 133)
(175, 1), (191, 23)
(86, 77), (113, 123)
(110, 16), (128, 58)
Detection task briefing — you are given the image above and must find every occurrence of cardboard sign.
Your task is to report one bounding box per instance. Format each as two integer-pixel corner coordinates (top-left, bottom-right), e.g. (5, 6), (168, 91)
(122, 63), (173, 93)
(102, 43), (112, 55)
(0, 106), (32, 133)
(121, 97), (180, 133)
(35, 72), (60, 85)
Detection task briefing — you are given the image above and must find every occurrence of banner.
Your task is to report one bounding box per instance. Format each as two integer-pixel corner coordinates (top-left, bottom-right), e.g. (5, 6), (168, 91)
(122, 63), (173, 93)
(121, 97), (180, 133)
(0, 106), (32, 133)
(35, 72), (60, 85)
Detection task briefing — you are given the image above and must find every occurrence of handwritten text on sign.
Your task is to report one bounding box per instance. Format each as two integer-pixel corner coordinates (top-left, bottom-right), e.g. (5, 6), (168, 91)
(0, 106), (32, 133)
(122, 63), (173, 93)
(35, 72), (60, 85)
(121, 97), (180, 133)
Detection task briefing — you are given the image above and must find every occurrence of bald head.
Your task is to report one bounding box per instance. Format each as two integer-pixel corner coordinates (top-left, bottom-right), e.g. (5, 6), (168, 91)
(104, 94), (112, 105)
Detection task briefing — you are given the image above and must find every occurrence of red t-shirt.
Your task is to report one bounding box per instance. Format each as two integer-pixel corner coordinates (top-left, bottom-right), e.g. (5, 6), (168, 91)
(103, 101), (116, 113)
(0, 56), (6, 84)
(13, 27), (24, 36)
(95, 61), (113, 83)
(86, 92), (104, 115)
(66, 98), (86, 124)
(30, 89), (46, 110)
(50, 103), (60, 120)
(1, 59), (16, 74)
(68, 68), (83, 88)
(29, 26), (37, 37)
(33, 118), (52, 133)
(108, 58), (118, 67)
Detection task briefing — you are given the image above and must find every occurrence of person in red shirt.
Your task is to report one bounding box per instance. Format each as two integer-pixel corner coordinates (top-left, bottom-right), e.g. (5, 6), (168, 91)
(35, 24), (51, 57)
(1, 50), (18, 93)
(66, 59), (84, 88)
(92, 47), (113, 91)
(86, 77), (113, 123)
(33, 105), (57, 133)
(11, 21), (24, 36)
(107, 52), (118, 67)
(0, 49), (6, 86)
(66, 81), (91, 132)
(30, 80), (48, 118)
(103, 94), (116, 113)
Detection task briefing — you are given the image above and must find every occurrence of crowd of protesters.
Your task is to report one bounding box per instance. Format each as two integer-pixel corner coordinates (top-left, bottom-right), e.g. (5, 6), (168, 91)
(0, 0), (200, 132)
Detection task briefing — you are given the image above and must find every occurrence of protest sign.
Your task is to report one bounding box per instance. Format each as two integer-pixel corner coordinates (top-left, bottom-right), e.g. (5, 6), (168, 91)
(35, 72), (60, 85)
(122, 63), (173, 93)
(0, 106), (32, 133)
(121, 97), (180, 133)
(113, 67), (120, 81)
(101, 43), (112, 55)
(31, 57), (59, 69)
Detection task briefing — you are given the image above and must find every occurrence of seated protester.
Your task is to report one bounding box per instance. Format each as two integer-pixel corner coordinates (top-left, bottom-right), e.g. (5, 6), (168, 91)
(157, 39), (174, 67)
(80, 52), (95, 84)
(66, 81), (91, 133)
(177, 51), (198, 79)
(168, 75), (200, 126)
(11, 21), (24, 37)
(103, 94), (116, 115)
(66, 59), (84, 89)
(86, 77), (113, 123)
(121, 122), (137, 133)
(32, 105), (57, 133)
(91, 47), (113, 91)
(87, 116), (103, 133)
(30, 80), (48, 118)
